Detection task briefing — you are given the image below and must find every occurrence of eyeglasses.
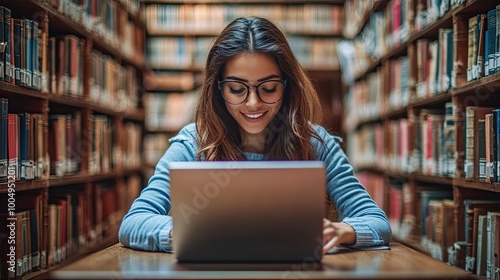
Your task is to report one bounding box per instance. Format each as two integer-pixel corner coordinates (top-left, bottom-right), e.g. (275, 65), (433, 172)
(218, 79), (287, 105)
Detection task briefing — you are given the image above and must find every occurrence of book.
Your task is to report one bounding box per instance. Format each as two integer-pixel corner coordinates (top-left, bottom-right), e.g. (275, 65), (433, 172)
(464, 107), (495, 180)
(494, 214), (500, 280)
(486, 211), (500, 279)
(4, 7), (11, 83)
(485, 114), (495, 182)
(476, 215), (488, 275)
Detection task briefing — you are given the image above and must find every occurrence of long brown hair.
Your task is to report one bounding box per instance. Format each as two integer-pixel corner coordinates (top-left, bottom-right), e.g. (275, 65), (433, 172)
(195, 17), (324, 160)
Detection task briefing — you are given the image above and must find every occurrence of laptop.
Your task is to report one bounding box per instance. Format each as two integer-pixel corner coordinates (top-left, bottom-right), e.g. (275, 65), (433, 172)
(169, 161), (326, 263)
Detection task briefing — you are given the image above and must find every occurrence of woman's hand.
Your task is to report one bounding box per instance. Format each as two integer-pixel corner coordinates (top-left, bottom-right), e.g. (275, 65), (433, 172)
(322, 218), (356, 254)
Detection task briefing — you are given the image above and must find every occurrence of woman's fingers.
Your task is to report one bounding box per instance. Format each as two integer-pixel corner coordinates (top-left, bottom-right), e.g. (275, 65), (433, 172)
(323, 235), (339, 254)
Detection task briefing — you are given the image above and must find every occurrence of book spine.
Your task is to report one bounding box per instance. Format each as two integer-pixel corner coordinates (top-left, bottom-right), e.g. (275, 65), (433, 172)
(4, 7), (11, 83)
(496, 5), (500, 73)
(24, 19), (32, 88)
(495, 109), (500, 182)
(0, 6), (4, 82)
(494, 215), (500, 280)
(478, 119), (486, 181)
(486, 213), (493, 279)
(487, 9), (496, 75)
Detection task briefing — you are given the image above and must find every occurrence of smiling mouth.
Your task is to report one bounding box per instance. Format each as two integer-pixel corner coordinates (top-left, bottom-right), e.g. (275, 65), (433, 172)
(243, 113), (265, 119)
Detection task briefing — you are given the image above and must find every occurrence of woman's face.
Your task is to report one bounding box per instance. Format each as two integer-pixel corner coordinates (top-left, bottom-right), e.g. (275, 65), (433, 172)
(221, 52), (284, 137)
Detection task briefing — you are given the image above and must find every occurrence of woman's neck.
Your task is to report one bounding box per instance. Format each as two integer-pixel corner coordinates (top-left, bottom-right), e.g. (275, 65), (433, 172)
(241, 130), (266, 154)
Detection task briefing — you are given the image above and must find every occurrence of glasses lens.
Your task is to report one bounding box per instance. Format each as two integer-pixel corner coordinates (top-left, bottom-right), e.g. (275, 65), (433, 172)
(220, 80), (285, 104)
(258, 81), (284, 103)
(221, 81), (247, 104)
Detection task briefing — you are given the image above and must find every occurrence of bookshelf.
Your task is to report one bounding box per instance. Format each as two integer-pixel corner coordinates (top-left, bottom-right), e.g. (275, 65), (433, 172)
(340, 0), (500, 278)
(0, 0), (145, 278)
(140, 0), (346, 170)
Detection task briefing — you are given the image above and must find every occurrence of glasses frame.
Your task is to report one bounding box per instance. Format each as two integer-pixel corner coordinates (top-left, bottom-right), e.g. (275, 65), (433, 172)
(218, 79), (287, 105)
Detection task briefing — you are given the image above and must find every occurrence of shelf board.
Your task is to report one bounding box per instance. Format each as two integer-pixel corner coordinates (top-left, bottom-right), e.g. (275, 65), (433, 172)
(410, 92), (452, 108)
(0, 82), (48, 100)
(454, 0), (500, 17)
(49, 174), (91, 187)
(451, 72), (500, 98)
(381, 40), (408, 61)
(0, 179), (48, 193)
(353, 57), (381, 83)
(345, 0), (389, 40)
(452, 178), (500, 193)
(24, 231), (119, 280)
(49, 168), (145, 187)
(408, 10), (453, 43)
(121, 108), (145, 121)
(38, 0), (144, 70)
(381, 106), (407, 120)
(48, 94), (85, 109)
(410, 173), (453, 185)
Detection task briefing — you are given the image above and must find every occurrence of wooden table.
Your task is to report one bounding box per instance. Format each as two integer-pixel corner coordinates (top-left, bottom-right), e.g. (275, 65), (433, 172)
(50, 243), (472, 279)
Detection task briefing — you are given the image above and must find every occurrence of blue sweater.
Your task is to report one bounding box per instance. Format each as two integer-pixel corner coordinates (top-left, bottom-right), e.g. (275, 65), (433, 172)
(119, 123), (391, 252)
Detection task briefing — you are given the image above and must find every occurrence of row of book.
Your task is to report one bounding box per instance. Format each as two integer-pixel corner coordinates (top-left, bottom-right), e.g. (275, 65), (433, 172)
(146, 36), (213, 70)
(143, 91), (198, 132)
(144, 4), (343, 35)
(48, 0), (144, 65)
(463, 200), (500, 278)
(387, 56), (410, 110)
(343, 0), (377, 39)
(347, 102), (456, 177)
(347, 104), (500, 184)
(146, 36), (340, 70)
(338, 1), (459, 87)
(343, 68), (383, 132)
(0, 99), (142, 183)
(143, 133), (171, 167)
(0, 7), (42, 90)
(0, 5), (141, 113)
(342, 29), (454, 131)
(463, 107), (500, 183)
(0, 99), (46, 182)
(415, 29), (454, 99)
(385, 178), (500, 279)
(288, 36), (340, 70)
(467, 8), (500, 82)
(0, 191), (44, 278)
(46, 35), (140, 112)
(89, 49), (139, 112)
(0, 176), (142, 278)
(414, 0), (461, 32)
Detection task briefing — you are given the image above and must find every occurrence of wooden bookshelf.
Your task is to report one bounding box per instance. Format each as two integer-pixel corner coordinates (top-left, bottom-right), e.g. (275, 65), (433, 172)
(342, 0), (500, 278)
(0, 0), (145, 278)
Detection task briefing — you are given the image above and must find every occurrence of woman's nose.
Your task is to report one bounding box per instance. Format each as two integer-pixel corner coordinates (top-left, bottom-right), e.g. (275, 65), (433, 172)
(245, 87), (261, 107)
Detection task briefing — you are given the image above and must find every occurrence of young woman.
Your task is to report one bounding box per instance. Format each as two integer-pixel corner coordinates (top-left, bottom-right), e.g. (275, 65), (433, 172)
(119, 17), (391, 254)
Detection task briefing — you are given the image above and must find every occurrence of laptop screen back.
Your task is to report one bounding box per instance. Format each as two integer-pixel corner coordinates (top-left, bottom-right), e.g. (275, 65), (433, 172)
(170, 161), (326, 263)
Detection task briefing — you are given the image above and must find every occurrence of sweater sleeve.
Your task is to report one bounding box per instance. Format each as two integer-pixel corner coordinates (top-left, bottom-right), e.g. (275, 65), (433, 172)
(315, 127), (392, 248)
(118, 124), (198, 252)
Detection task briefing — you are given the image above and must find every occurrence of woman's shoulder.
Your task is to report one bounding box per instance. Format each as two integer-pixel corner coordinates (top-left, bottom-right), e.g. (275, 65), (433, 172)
(169, 122), (198, 144)
(311, 123), (343, 144)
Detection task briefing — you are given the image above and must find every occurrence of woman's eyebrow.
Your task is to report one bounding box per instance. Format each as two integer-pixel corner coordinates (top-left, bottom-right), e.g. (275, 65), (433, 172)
(224, 74), (281, 82)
